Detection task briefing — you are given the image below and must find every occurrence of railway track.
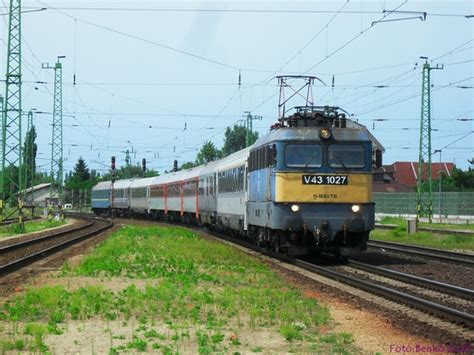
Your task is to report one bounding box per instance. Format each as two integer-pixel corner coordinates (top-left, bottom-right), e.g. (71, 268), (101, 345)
(375, 223), (473, 237)
(1, 216), (40, 226)
(0, 215), (113, 277)
(204, 228), (474, 331)
(347, 259), (473, 299)
(295, 259), (474, 328)
(367, 240), (474, 266)
(68, 214), (474, 334)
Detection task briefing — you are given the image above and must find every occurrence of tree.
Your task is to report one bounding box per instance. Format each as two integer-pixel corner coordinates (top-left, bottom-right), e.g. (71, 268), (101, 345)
(22, 125), (37, 188)
(1, 165), (20, 204)
(221, 124), (258, 157)
(196, 141), (221, 165)
(65, 157), (98, 205)
(451, 167), (474, 190)
(180, 161), (197, 170)
(101, 164), (159, 181)
(73, 157), (91, 182)
(419, 167), (474, 192)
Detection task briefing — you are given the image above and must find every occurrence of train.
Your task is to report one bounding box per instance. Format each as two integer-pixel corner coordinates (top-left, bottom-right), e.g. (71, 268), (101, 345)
(92, 106), (383, 258)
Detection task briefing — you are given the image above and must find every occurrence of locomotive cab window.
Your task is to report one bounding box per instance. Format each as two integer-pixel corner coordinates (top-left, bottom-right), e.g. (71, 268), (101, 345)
(328, 145), (365, 168)
(285, 144), (322, 168)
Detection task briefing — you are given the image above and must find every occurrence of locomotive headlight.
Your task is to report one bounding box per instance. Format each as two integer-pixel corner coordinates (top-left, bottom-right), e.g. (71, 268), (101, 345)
(351, 204), (361, 213)
(291, 204), (300, 212)
(319, 127), (332, 139)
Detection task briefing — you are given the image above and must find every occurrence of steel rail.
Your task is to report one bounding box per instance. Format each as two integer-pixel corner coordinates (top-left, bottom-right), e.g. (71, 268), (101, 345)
(348, 260), (474, 299)
(367, 240), (474, 266)
(0, 220), (95, 254)
(0, 217), (113, 277)
(205, 227), (474, 327)
(375, 223), (473, 237)
(75, 213), (474, 328)
(295, 259), (474, 328)
(1, 216), (41, 225)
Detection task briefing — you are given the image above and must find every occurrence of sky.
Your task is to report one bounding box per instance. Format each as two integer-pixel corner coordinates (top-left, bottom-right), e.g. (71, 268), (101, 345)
(0, 0), (472, 176)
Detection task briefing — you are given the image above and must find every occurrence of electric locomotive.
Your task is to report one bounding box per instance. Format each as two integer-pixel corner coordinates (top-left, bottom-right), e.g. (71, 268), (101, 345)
(91, 106), (382, 259)
(246, 106), (383, 257)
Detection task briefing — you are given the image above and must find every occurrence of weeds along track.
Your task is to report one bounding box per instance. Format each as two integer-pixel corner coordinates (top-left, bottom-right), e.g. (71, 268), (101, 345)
(375, 223), (474, 237)
(197, 228), (474, 339)
(367, 240), (474, 266)
(76, 214), (474, 339)
(1, 216), (40, 225)
(0, 215), (113, 276)
(191, 227), (474, 332)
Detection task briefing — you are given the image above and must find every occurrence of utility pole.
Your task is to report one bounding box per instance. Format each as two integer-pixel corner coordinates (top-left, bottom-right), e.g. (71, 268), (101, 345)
(24, 110), (35, 213)
(125, 149), (131, 168)
(416, 57), (443, 223)
(243, 111), (262, 147)
(42, 56), (65, 214)
(0, 95), (3, 216)
(433, 149), (443, 223)
(1, 0), (24, 230)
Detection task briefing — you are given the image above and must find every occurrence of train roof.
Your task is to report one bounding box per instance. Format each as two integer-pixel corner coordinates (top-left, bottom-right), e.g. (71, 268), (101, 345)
(92, 181), (112, 191)
(150, 165), (205, 185)
(113, 179), (136, 189)
(130, 177), (156, 189)
(252, 119), (384, 152)
(215, 147), (250, 171)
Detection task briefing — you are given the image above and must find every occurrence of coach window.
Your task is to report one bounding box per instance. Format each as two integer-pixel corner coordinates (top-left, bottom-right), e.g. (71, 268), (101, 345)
(285, 144), (322, 168)
(328, 145), (365, 168)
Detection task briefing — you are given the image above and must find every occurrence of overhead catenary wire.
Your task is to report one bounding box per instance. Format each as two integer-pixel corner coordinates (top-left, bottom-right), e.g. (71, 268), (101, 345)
(16, 5), (472, 17)
(354, 76), (474, 116)
(36, 0), (241, 72)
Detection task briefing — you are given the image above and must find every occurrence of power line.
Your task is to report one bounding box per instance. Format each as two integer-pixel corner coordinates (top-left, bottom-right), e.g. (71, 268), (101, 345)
(257, 0), (350, 85)
(440, 131), (473, 150)
(36, 0), (241, 71)
(431, 39), (474, 62)
(355, 75), (474, 116)
(16, 5), (472, 17)
(303, 1), (409, 74)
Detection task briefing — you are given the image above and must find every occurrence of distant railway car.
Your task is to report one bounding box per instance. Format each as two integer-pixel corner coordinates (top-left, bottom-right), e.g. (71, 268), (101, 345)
(147, 168), (202, 223)
(91, 181), (111, 213)
(197, 161), (219, 226)
(130, 178), (155, 216)
(214, 148), (249, 231)
(92, 106), (382, 258)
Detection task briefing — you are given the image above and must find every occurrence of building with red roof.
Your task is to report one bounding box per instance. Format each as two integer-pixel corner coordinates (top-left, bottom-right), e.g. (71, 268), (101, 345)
(372, 161), (455, 193)
(391, 161), (455, 187)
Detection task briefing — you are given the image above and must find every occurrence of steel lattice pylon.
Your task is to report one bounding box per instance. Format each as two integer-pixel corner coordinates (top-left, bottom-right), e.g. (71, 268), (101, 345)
(23, 110), (35, 194)
(43, 59), (64, 205)
(1, 0), (24, 227)
(416, 59), (443, 223)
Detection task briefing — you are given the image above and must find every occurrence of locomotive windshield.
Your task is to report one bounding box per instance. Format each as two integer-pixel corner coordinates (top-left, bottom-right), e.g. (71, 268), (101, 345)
(328, 145), (365, 168)
(285, 144), (322, 168)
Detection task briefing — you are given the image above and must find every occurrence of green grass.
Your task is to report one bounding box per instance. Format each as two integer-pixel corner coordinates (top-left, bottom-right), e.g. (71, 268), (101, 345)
(0, 224), (356, 353)
(379, 216), (474, 231)
(0, 218), (66, 237)
(370, 229), (474, 251)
